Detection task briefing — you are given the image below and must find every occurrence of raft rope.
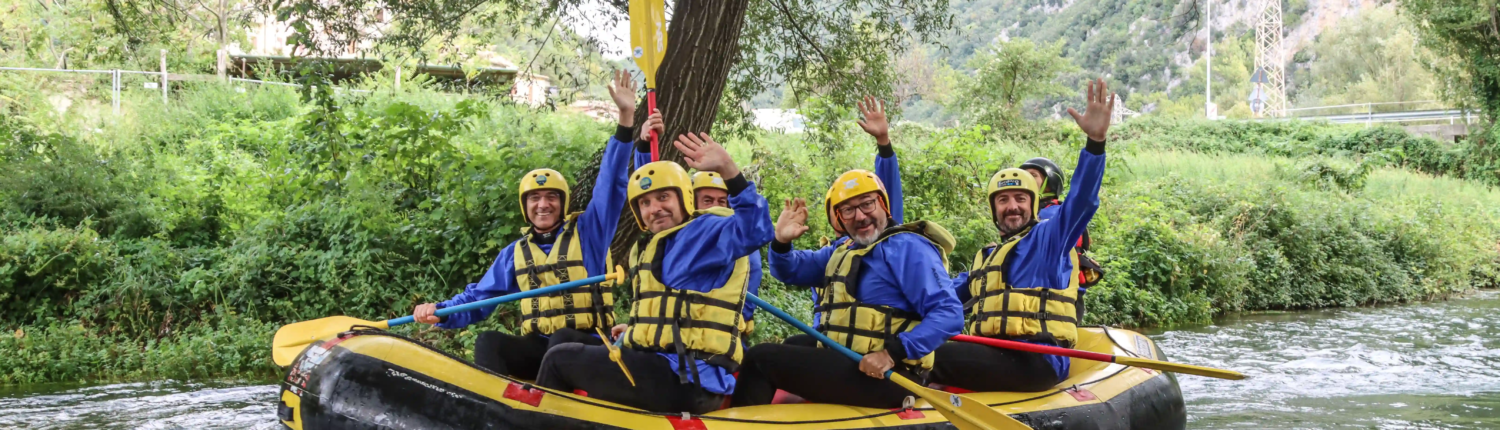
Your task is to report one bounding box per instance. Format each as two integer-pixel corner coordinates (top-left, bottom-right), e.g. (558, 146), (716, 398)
(340, 327), (1141, 425)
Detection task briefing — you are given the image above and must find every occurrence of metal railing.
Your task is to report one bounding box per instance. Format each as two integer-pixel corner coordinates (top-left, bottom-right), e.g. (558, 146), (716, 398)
(1, 65), (368, 115)
(1276, 100), (1478, 125)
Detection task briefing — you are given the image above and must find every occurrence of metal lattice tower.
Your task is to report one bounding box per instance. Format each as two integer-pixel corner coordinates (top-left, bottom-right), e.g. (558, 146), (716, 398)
(1253, 0), (1287, 117)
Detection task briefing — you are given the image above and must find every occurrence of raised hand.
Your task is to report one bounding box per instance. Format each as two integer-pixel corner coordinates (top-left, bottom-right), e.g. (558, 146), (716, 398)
(775, 198), (811, 243)
(607, 70), (638, 127)
(1066, 78), (1115, 142)
(856, 95), (891, 146)
(674, 132), (740, 179)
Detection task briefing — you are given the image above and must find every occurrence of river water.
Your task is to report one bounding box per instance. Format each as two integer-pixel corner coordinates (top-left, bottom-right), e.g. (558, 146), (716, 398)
(2, 291), (1497, 429)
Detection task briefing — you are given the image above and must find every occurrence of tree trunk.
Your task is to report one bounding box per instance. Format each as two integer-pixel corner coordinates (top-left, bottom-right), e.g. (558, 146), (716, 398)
(569, 0), (752, 271)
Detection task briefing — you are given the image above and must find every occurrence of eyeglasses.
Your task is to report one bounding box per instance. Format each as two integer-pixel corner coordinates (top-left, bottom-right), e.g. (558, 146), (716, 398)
(836, 198), (882, 219)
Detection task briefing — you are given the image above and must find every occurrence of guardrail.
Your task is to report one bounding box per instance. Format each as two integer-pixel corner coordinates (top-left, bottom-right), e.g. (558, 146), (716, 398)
(1293, 109), (1477, 125)
(2, 65), (370, 115)
(1274, 100), (1478, 125)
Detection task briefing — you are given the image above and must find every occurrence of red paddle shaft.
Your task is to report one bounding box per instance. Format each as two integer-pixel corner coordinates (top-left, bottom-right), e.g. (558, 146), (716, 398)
(647, 90), (659, 162)
(952, 334), (1116, 363)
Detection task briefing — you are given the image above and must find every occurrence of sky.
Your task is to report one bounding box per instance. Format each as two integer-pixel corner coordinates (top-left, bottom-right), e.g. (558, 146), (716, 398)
(563, 2), (634, 60)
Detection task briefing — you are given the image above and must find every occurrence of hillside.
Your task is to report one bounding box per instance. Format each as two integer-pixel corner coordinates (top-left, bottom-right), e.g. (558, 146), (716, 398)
(943, 0), (1378, 97)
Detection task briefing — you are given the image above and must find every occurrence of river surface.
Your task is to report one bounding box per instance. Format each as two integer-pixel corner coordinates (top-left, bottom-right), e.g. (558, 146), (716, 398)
(2, 291), (1498, 429)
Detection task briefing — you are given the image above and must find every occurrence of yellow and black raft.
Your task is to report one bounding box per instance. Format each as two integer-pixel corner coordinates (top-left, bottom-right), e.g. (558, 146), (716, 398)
(276, 327), (1185, 430)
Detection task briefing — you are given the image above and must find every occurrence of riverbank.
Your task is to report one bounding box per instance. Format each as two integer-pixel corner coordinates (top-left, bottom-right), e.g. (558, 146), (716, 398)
(2, 84), (1498, 384)
(6, 291), (1499, 429)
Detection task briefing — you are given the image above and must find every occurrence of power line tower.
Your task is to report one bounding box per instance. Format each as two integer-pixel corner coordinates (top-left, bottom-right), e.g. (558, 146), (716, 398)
(1252, 0), (1287, 117)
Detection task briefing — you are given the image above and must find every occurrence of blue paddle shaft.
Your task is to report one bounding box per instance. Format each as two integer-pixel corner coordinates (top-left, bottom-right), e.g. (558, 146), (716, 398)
(745, 294), (892, 377)
(385, 274), (612, 327)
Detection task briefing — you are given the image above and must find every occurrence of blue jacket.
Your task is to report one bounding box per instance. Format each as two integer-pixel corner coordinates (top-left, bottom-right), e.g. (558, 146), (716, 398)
(635, 150), (762, 323)
(435, 128), (635, 329)
(769, 230), (964, 363)
(877, 146), (905, 224)
(636, 176), (775, 395)
(805, 147), (904, 325)
(953, 142), (1107, 380)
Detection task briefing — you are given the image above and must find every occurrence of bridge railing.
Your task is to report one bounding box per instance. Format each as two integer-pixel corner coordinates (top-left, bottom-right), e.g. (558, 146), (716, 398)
(1279, 100), (1478, 125)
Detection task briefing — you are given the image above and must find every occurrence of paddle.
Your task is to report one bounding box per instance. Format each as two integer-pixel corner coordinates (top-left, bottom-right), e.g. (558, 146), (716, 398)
(271, 266), (626, 366)
(629, 0), (667, 161)
(745, 294), (1032, 430)
(596, 327), (637, 386)
(952, 334), (1245, 380)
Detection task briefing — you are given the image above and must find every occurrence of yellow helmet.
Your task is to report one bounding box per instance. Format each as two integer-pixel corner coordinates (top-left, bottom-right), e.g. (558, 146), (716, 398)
(691, 171), (728, 192)
(824, 169), (889, 235)
(986, 168), (1040, 226)
(628, 161), (696, 230)
(518, 168), (570, 225)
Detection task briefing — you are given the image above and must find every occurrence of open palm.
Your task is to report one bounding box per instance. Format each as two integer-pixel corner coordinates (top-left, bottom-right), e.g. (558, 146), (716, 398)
(856, 95), (890, 145)
(776, 198), (811, 243)
(1066, 78), (1114, 141)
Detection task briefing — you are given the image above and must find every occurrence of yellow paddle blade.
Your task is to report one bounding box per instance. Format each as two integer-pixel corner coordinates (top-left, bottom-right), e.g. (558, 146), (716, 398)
(596, 327), (637, 386)
(628, 0), (667, 88)
(888, 374), (1032, 430)
(1117, 355), (1246, 380)
(272, 316), (388, 366)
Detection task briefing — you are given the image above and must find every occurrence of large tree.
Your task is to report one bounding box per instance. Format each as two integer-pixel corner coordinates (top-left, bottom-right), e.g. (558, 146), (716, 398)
(271, 0), (955, 261)
(1400, 0), (1500, 124)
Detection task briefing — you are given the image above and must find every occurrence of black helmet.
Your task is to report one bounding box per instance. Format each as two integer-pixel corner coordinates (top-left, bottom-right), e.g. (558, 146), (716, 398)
(1018, 157), (1065, 200)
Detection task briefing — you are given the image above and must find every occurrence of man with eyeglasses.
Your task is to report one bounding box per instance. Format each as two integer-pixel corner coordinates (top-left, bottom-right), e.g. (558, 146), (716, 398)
(780, 96), (909, 348)
(729, 167), (963, 408)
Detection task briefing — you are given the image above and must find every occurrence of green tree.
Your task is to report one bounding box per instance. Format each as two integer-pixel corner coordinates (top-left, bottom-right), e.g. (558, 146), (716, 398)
(1299, 6), (1438, 107)
(265, 0), (957, 260)
(1400, 0), (1500, 123)
(947, 38), (1077, 133)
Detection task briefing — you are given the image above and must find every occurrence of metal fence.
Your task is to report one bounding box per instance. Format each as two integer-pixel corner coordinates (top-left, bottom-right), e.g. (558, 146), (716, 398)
(1, 64), (368, 115)
(1281, 100), (1479, 125)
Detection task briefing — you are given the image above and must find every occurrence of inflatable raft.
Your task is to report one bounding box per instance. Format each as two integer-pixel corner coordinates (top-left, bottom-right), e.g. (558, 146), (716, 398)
(276, 327), (1185, 430)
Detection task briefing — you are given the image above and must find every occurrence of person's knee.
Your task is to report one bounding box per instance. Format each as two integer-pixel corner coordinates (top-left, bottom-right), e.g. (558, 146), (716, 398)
(744, 342), (784, 361)
(542, 342), (590, 364)
(783, 334), (817, 347)
(743, 342), (801, 370)
(537, 343), (589, 377)
(476, 331), (506, 349)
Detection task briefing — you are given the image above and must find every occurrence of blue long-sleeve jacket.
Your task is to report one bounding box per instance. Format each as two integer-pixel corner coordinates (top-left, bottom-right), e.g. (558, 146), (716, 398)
(954, 140), (1108, 379)
(640, 176), (775, 395)
(434, 127), (636, 329)
(634, 149), (763, 322)
(876, 145), (904, 224)
(769, 232), (963, 363)
(801, 147), (903, 325)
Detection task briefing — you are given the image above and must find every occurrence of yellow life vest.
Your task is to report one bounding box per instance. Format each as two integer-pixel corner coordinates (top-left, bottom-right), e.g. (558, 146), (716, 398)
(817, 221), (956, 371)
(511, 213), (615, 336)
(965, 230), (1080, 348)
(622, 207), (751, 381)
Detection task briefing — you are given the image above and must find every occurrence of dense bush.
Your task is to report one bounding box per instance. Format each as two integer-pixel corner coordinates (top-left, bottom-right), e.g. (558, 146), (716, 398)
(2, 82), (1498, 384)
(1110, 117), (1500, 187)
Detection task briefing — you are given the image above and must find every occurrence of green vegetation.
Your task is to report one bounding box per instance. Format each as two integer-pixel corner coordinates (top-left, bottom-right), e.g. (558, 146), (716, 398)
(949, 38), (1079, 134)
(2, 74), (1498, 384)
(1400, 0), (1500, 122)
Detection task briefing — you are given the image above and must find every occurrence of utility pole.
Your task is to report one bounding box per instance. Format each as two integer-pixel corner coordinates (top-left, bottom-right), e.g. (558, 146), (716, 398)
(1253, 0), (1287, 117)
(1205, 0), (1215, 119)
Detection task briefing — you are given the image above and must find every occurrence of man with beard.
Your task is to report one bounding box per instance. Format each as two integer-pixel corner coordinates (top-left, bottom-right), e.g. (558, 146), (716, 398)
(787, 95), (908, 341)
(408, 71), (640, 379)
(929, 78), (1114, 393)
(730, 169), (964, 409)
(535, 132), (773, 414)
(1016, 156), (1105, 321)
